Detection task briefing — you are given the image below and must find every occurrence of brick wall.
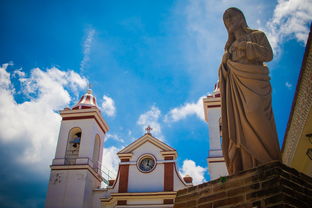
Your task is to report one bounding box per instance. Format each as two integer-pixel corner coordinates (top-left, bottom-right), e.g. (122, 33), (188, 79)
(174, 161), (312, 208)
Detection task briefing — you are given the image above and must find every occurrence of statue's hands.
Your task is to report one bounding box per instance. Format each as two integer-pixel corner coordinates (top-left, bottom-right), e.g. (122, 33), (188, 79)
(237, 41), (247, 50)
(233, 40), (247, 50)
(222, 51), (230, 64)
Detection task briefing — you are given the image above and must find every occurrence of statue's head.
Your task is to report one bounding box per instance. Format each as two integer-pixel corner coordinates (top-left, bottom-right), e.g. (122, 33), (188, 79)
(223, 8), (249, 50)
(223, 7), (248, 33)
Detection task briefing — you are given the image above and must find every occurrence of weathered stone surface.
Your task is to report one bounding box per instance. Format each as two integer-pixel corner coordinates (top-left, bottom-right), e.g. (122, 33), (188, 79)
(173, 161), (312, 208)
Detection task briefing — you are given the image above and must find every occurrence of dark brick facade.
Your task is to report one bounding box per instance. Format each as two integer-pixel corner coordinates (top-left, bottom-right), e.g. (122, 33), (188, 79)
(164, 162), (174, 191)
(118, 164), (129, 193)
(174, 161), (312, 208)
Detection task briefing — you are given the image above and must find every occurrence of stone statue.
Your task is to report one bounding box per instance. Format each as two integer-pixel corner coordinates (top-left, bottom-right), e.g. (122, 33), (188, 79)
(219, 7), (281, 174)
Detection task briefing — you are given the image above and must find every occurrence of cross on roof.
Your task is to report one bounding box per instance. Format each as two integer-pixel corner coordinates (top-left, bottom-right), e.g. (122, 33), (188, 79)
(145, 125), (153, 134)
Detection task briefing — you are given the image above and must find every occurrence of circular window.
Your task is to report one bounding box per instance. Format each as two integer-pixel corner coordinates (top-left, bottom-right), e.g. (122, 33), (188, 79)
(137, 154), (156, 173)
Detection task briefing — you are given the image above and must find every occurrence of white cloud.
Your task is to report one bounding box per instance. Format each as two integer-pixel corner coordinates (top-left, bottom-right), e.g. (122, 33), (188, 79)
(165, 96), (205, 122)
(285, 81), (292, 89)
(0, 63), (87, 175)
(13, 68), (25, 78)
(101, 146), (120, 178)
(264, 0), (312, 52)
(80, 28), (96, 73)
(179, 159), (206, 185)
(0, 63), (12, 89)
(137, 106), (163, 140)
(101, 95), (116, 117)
(105, 133), (124, 143)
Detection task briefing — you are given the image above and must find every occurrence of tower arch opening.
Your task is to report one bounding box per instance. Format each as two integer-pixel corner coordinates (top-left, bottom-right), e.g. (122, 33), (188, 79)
(65, 127), (82, 165)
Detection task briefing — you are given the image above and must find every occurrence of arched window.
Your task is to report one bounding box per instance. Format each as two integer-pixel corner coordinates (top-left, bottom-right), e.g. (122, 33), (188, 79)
(92, 134), (101, 171)
(65, 127), (82, 165)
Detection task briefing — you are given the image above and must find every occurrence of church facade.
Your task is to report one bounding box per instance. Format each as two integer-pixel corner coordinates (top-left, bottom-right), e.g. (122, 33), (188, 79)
(100, 132), (192, 207)
(45, 89), (192, 208)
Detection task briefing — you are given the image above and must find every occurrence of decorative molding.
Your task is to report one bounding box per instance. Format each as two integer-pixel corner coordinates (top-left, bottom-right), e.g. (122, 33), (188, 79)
(283, 29), (312, 165)
(101, 192), (177, 207)
(119, 160), (176, 165)
(50, 164), (103, 182)
(60, 108), (109, 133)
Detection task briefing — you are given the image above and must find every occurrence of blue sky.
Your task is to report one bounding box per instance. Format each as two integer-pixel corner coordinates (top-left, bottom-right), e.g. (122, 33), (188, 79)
(0, 0), (311, 207)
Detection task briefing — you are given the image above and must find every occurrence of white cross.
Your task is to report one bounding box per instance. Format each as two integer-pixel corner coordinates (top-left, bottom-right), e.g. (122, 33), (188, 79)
(145, 125), (153, 134)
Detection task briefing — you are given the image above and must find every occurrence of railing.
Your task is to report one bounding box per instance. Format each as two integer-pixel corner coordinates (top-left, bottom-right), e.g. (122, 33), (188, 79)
(63, 157), (116, 185)
(92, 161), (116, 185)
(99, 166), (116, 185)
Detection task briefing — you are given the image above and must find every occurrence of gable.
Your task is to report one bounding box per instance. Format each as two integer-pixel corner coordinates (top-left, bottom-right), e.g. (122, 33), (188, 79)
(118, 134), (175, 155)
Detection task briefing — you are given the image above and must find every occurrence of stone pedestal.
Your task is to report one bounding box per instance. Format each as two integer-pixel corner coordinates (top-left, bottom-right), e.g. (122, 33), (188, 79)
(174, 161), (312, 208)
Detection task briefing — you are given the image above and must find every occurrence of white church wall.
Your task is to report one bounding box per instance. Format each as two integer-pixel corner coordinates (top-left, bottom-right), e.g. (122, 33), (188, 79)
(92, 190), (104, 208)
(173, 165), (187, 191)
(207, 108), (221, 151)
(204, 94), (229, 180)
(128, 163), (164, 192)
(131, 142), (163, 161)
(127, 142), (165, 192)
(83, 171), (98, 208)
(46, 170), (67, 208)
(54, 120), (70, 159)
(208, 161), (228, 180)
(62, 170), (88, 208)
(46, 169), (89, 208)
(79, 120), (104, 160)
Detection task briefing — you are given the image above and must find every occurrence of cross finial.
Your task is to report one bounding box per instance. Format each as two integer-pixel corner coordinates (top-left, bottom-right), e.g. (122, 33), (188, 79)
(87, 83), (92, 94)
(145, 125), (153, 135)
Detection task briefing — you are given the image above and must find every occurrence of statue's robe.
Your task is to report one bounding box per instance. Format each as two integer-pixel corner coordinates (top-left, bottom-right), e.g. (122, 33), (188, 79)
(219, 31), (281, 174)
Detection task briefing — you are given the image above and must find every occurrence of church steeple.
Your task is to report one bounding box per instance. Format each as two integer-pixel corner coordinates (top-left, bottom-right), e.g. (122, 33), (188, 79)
(203, 81), (228, 180)
(72, 88), (98, 110)
(45, 88), (109, 208)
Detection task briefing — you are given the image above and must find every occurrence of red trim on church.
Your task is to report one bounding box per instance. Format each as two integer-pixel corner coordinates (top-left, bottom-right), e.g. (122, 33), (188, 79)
(85, 95), (91, 104)
(118, 164), (129, 193)
(62, 115), (106, 133)
(207, 104), (221, 108)
(209, 160), (225, 163)
(164, 162), (174, 191)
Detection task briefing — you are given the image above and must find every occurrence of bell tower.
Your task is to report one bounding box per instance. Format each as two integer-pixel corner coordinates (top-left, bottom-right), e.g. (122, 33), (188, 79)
(45, 89), (109, 208)
(203, 82), (228, 180)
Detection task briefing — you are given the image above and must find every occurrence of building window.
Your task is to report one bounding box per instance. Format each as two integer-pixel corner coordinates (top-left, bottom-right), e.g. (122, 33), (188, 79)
(65, 127), (82, 165)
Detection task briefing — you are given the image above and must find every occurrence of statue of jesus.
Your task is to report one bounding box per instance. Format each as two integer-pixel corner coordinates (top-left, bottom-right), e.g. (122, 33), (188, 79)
(219, 7), (281, 174)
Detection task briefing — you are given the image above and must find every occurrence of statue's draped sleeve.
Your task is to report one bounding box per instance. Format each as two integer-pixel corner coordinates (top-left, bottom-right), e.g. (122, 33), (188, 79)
(245, 31), (273, 62)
